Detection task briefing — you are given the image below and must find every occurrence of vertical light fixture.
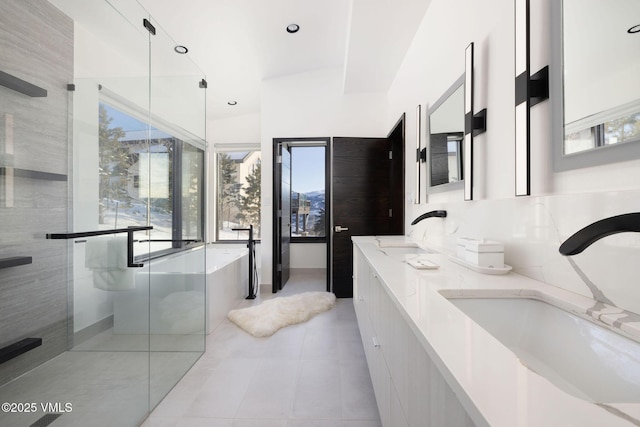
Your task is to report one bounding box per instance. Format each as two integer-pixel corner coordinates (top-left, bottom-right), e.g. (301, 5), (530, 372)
(415, 104), (422, 204)
(464, 44), (474, 201)
(464, 43), (487, 201)
(515, 0), (549, 196)
(514, 0), (530, 196)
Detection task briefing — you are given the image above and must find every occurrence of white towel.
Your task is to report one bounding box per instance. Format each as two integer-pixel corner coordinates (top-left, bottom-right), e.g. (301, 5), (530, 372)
(85, 236), (128, 269)
(85, 236), (135, 291)
(92, 269), (135, 291)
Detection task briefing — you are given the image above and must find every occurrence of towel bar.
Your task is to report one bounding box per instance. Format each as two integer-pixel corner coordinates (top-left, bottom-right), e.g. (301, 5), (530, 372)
(46, 226), (153, 267)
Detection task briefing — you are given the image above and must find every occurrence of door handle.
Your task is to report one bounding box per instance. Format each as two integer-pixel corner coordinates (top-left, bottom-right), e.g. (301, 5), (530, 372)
(334, 225), (349, 233)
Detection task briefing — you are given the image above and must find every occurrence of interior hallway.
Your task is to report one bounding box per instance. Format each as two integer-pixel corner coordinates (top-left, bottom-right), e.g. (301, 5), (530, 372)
(143, 269), (381, 427)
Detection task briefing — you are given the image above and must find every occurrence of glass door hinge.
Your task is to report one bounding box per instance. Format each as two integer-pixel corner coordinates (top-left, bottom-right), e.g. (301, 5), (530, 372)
(143, 18), (156, 35)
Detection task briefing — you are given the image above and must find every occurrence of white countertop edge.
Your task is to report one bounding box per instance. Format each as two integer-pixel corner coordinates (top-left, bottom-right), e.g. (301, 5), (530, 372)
(352, 236), (640, 427)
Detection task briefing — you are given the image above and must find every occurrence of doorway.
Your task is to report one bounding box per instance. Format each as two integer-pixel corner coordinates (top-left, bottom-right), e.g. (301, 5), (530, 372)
(272, 117), (405, 298)
(272, 138), (330, 293)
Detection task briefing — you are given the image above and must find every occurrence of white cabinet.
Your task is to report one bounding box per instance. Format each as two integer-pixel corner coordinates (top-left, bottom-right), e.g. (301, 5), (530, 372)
(353, 245), (477, 427)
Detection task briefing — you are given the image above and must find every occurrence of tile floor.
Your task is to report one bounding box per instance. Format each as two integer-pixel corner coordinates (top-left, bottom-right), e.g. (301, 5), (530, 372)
(0, 349), (201, 427)
(142, 269), (381, 427)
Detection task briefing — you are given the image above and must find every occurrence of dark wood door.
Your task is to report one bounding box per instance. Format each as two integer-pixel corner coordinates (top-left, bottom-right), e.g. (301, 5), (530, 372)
(332, 137), (393, 298)
(273, 142), (291, 292)
(331, 116), (405, 298)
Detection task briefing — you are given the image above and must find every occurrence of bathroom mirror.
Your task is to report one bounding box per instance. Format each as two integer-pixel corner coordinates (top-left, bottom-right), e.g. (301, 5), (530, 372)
(428, 75), (464, 192)
(552, 0), (640, 171)
(415, 104), (423, 204)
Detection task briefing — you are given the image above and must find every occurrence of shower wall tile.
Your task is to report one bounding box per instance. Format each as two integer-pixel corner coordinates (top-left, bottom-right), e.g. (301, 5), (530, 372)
(0, 0), (73, 385)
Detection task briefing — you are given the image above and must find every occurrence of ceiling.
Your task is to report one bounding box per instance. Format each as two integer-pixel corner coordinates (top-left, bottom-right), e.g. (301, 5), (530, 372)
(51, 0), (432, 121)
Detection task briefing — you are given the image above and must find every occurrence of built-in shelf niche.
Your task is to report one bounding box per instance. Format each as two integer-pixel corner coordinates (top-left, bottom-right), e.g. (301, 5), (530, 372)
(0, 256), (32, 270)
(0, 338), (42, 365)
(0, 70), (47, 97)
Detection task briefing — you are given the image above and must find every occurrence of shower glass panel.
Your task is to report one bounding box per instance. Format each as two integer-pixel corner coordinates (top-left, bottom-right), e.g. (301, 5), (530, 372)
(1, 0), (206, 426)
(68, 0), (154, 424)
(147, 14), (207, 408)
(0, 2), (73, 426)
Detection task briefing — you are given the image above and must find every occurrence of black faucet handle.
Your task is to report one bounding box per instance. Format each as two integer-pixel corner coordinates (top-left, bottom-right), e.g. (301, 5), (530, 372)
(411, 210), (447, 225)
(559, 212), (640, 255)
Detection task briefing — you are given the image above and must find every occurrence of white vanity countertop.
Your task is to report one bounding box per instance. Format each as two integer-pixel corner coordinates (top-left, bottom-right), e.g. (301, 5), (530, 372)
(353, 236), (640, 427)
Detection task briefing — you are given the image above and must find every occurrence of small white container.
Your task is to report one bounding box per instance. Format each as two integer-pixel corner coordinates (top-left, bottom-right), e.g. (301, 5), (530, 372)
(464, 239), (504, 268)
(456, 237), (476, 259)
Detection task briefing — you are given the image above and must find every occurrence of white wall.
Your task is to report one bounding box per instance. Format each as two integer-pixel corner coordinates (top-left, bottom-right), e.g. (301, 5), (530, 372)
(290, 244), (327, 269)
(207, 112), (261, 145)
(260, 67), (388, 285)
(392, 0), (640, 315)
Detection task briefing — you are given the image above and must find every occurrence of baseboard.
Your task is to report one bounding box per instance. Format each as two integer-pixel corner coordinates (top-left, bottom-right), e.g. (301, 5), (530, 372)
(290, 268), (326, 275)
(259, 283), (271, 294)
(73, 315), (114, 346)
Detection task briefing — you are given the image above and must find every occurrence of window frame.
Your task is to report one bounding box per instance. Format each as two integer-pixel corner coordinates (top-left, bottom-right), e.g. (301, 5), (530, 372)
(214, 144), (262, 243)
(98, 89), (206, 262)
(288, 143), (329, 244)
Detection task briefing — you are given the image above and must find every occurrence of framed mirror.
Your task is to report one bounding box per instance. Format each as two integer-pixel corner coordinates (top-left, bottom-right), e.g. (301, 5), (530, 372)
(427, 75), (465, 193)
(552, 0), (640, 171)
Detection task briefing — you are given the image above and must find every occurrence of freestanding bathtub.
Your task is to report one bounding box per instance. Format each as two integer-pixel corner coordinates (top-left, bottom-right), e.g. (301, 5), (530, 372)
(113, 245), (249, 335)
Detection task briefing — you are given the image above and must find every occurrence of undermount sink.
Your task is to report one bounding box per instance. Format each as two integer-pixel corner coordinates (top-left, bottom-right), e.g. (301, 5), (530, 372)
(375, 237), (437, 258)
(380, 246), (435, 255)
(378, 246), (437, 262)
(445, 296), (640, 403)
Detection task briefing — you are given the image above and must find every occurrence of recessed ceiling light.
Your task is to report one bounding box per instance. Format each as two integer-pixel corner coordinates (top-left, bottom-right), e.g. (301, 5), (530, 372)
(228, 101), (238, 106)
(286, 24), (300, 34)
(628, 25), (640, 34)
(174, 45), (188, 54)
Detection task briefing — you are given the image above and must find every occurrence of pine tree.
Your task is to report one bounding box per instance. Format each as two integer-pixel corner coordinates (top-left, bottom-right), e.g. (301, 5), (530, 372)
(98, 104), (127, 223)
(238, 162), (261, 236)
(218, 153), (240, 230)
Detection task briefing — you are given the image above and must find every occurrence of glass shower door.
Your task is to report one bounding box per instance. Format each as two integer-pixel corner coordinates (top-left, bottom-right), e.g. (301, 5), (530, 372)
(147, 14), (207, 409)
(1, 0), (207, 424)
(66, 0), (153, 425)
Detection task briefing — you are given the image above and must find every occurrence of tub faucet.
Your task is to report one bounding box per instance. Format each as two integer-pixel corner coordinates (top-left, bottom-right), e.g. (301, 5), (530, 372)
(411, 210), (447, 225)
(559, 212), (640, 255)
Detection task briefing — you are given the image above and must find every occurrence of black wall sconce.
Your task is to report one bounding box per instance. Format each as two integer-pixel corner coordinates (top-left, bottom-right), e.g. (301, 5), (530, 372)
(464, 42), (487, 201)
(515, 0), (549, 196)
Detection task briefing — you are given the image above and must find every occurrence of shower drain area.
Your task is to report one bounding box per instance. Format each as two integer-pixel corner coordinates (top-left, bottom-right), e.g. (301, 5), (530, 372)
(30, 413), (62, 426)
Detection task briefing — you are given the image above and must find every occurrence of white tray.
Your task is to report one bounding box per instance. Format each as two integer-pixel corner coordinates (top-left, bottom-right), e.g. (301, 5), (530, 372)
(449, 256), (512, 275)
(406, 257), (439, 270)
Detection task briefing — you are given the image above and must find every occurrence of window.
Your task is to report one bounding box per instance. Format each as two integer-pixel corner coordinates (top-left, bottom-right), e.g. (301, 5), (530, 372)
(98, 101), (205, 258)
(564, 102), (640, 155)
(216, 149), (262, 240)
(290, 145), (326, 240)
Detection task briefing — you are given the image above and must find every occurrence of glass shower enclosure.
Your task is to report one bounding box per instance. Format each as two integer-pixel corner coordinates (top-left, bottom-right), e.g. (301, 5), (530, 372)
(0, 0), (207, 425)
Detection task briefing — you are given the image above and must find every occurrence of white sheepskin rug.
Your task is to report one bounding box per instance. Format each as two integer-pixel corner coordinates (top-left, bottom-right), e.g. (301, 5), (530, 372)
(227, 291), (336, 337)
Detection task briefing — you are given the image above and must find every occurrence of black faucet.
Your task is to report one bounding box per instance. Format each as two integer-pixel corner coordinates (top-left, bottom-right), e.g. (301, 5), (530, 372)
(410, 210), (447, 225)
(559, 212), (640, 255)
